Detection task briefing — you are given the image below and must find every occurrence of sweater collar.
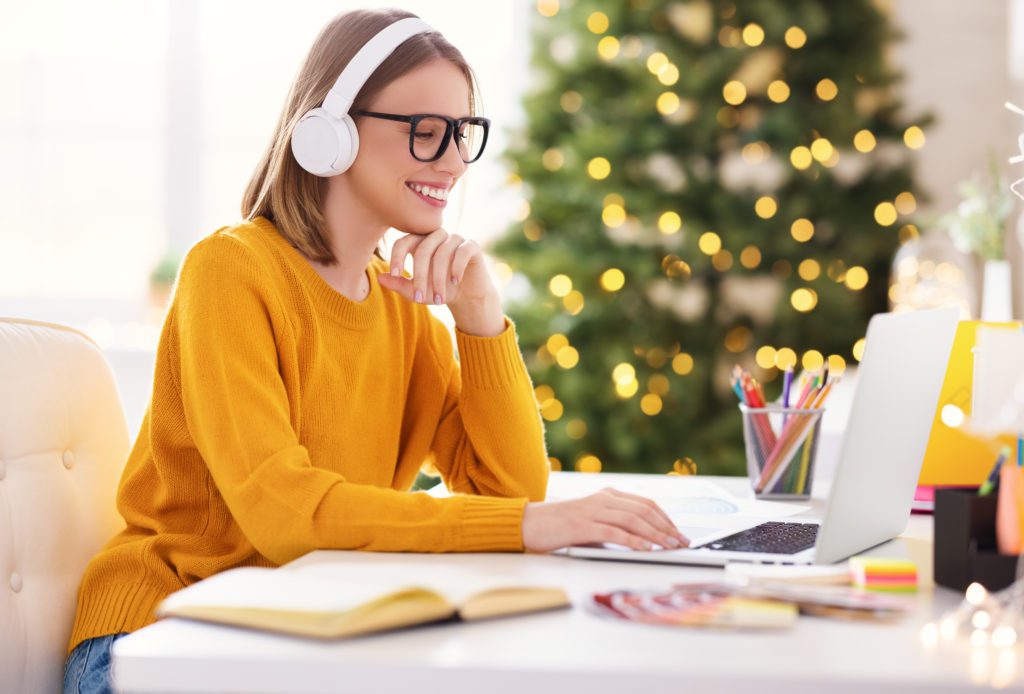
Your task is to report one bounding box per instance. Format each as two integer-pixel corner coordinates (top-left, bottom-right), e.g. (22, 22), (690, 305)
(253, 216), (383, 330)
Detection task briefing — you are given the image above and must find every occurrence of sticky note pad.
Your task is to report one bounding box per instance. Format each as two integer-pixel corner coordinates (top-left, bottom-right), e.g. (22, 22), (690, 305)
(849, 557), (918, 593)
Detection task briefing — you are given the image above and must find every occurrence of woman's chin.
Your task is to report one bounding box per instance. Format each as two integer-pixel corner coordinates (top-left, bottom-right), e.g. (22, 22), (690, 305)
(393, 215), (443, 235)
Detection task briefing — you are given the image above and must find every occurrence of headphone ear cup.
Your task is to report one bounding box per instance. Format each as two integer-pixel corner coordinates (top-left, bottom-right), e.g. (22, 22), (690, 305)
(291, 108), (360, 177)
(332, 114), (359, 174)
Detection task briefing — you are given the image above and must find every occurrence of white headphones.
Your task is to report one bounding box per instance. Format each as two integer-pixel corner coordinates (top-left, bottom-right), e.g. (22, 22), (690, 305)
(291, 17), (435, 177)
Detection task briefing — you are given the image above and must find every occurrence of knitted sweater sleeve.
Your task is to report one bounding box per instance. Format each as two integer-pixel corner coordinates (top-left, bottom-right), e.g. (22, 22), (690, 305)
(421, 312), (550, 502)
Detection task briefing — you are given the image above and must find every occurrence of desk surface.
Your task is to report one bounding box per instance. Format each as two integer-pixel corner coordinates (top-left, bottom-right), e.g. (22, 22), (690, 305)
(111, 474), (1020, 693)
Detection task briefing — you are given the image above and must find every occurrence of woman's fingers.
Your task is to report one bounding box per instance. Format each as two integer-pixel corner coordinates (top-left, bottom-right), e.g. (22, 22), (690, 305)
(430, 234), (464, 303)
(410, 230), (450, 303)
(603, 488), (687, 545)
(592, 522), (654, 551)
(448, 238), (478, 286)
(597, 509), (682, 549)
(389, 233), (424, 279)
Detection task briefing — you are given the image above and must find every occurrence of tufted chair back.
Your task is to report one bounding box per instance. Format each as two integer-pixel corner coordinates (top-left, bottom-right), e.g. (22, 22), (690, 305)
(0, 318), (129, 694)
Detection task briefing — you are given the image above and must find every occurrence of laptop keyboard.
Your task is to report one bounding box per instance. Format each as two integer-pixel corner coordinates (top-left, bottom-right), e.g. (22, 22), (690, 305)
(699, 521), (819, 555)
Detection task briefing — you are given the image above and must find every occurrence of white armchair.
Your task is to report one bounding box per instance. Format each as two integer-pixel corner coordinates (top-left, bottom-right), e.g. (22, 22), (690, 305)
(0, 318), (129, 694)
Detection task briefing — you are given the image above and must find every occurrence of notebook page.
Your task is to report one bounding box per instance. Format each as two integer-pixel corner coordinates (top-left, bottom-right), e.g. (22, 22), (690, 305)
(158, 567), (420, 615)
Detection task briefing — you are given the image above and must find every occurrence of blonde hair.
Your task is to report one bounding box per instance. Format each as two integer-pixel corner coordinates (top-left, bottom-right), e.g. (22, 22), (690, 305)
(241, 8), (481, 264)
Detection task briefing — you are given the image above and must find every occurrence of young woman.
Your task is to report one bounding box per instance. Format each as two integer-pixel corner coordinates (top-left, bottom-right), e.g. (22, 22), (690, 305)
(64, 8), (688, 693)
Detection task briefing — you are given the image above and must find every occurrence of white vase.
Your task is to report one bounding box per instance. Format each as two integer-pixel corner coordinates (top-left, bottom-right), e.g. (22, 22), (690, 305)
(980, 259), (1013, 321)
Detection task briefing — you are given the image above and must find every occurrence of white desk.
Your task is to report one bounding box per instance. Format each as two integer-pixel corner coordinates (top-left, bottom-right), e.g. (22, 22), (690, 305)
(111, 473), (1021, 693)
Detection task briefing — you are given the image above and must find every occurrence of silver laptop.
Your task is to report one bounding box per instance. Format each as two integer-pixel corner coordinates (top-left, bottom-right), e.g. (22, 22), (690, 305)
(567, 306), (960, 566)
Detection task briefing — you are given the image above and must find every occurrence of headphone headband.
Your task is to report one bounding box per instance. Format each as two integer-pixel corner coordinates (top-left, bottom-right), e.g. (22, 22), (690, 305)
(321, 17), (434, 118)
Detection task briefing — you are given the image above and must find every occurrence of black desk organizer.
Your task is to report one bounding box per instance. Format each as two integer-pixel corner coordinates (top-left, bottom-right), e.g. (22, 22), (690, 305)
(934, 488), (1019, 592)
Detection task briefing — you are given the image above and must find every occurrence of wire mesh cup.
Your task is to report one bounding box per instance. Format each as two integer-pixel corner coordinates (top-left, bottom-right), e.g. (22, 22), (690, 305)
(740, 403), (825, 500)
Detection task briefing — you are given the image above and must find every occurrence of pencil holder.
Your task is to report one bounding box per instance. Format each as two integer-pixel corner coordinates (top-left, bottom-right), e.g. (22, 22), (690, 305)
(739, 404), (824, 500)
(933, 488), (1018, 592)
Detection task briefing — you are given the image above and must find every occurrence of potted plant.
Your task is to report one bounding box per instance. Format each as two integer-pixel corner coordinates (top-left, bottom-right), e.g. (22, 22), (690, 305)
(944, 155), (1013, 320)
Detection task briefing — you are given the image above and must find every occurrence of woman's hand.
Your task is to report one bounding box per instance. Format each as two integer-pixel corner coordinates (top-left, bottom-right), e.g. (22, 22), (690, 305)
(377, 227), (505, 337)
(521, 488), (690, 553)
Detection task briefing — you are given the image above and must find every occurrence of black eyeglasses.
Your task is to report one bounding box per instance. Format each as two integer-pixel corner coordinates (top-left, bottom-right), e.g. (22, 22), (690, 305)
(351, 110), (491, 164)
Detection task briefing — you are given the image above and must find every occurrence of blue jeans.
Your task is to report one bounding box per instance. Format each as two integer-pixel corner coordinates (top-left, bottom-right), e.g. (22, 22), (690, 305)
(63, 633), (129, 694)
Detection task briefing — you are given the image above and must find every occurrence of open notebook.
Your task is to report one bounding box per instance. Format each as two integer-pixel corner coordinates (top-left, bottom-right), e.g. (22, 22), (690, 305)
(156, 565), (570, 639)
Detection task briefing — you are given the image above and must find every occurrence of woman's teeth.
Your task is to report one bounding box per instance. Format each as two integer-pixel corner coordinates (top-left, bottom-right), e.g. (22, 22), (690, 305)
(407, 183), (448, 201)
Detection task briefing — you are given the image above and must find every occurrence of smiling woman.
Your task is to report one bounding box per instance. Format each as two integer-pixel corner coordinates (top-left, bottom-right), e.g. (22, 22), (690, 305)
(60, 9), (683, 694)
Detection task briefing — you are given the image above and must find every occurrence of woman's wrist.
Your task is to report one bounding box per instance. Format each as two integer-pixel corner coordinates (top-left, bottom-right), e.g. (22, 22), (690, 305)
(450, 292), (505, 337)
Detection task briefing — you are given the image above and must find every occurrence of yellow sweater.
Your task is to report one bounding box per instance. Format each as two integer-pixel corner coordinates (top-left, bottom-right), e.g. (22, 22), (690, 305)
(68, 216), (549, 654)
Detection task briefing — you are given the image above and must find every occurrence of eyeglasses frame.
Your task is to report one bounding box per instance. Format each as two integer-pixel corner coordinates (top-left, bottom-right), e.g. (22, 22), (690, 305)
(350, 110), (491, 164)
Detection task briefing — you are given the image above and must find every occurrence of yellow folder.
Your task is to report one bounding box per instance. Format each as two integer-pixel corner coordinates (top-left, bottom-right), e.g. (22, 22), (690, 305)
(918, 320), (1022, 486)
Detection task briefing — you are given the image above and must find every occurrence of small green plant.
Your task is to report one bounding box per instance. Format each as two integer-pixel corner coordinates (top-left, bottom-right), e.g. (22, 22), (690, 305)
(944, 154), (1012, 261)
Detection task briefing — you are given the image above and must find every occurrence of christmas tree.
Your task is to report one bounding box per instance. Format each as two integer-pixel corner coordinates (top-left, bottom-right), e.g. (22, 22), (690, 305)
(491, 0), (930, 475)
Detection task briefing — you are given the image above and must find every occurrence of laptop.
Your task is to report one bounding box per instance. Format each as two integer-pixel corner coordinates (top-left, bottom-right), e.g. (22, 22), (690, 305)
(567, 306), (960, 566)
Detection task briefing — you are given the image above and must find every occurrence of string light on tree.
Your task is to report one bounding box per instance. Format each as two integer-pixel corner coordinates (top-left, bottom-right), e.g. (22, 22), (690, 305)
(767, 80), (790, 103)
(853, 129), (877, 152)
(740, 246), (762, 268)
(647, 51), (668, 74)
(672, 353), (694, 375)
(657, 63), (680, 86)
(791, 218), (815, 242)
(641, 393), (664, 415)
(723, 80), (747, 105)
(904, 125), (926, 149)
(844, 266), (869, 290)
(784, 26), (807, 48)
(699, 231), (722, 254)
(566, 419), (587, 439)
(602, 202), (626, 226)
(560, 90), (582, 112)
(775, 347), (798, 370)
(755, 196), (778, 219)
(657, 91), (680, 115)
(712, 249), (734, 271)
(798, 259), (821, 280)
(658, 211), (682, 234)
(541, 148), (564, 171)
(895, 191), (917, 214)
(853, 338), (867, 361)
(875, 202), (898, 226)
(555, 345), (579, 368)
(576, 454), (601, 473)
(791, 287), (819, 312)
(563, 290), (584, 314)
(597, 36), (620, 60)
(755, 345), (777, 369)
(549, 274), (572, 297)
(790, 146), (813, 170)
(588, 157), (611, 179)
(802, 349), (824, 371)
(742, 23), (765, 46)
(586, 11), (609, 34)
(810, 137), (834, 162)
(741, 141), (770, 163)
(816, 78), (838, 101)
(536, 0), (559, 18)
(600, 268), (626, 291)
